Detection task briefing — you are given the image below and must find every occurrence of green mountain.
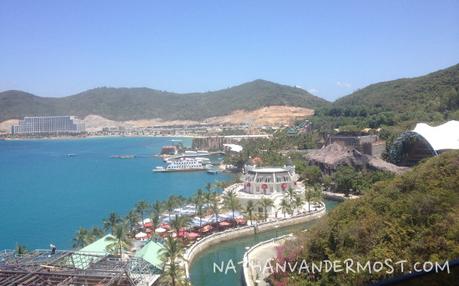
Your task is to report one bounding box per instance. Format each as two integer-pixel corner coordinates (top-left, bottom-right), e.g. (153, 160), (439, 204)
(334, 63), (459, 122)
(0, 80), (328, 121)
(309, 63), (459, 134)
(270, 151), (459, 285)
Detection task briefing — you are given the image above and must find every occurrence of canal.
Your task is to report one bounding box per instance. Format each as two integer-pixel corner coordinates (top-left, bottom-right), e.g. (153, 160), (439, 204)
(189, 199), (339, 286)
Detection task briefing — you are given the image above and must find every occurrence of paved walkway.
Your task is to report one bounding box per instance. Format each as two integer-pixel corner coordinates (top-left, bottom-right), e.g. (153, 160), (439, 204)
(246, 238), (285, 286)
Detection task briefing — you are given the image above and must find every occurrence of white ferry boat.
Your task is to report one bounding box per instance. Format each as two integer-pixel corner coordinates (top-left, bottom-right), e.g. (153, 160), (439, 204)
(153, 158), (210, 172)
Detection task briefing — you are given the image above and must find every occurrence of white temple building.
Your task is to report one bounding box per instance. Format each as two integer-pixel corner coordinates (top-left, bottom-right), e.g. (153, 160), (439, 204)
(227, 163), (313, 220)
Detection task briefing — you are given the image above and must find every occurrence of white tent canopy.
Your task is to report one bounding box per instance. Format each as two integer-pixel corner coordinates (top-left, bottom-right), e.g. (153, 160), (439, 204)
(135, 232), (148, 239)
(412, 120), (459, 151)
(223, 144), (243, 153)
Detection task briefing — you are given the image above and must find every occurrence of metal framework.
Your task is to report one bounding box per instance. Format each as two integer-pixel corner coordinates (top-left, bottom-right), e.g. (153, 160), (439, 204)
(0, 249), (159, 286)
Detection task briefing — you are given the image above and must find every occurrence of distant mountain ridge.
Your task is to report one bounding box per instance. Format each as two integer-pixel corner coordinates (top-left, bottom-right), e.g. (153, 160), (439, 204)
(0, 79), (328, 121)
(335, 63), (459, 117)
(2, 63), (458, 123)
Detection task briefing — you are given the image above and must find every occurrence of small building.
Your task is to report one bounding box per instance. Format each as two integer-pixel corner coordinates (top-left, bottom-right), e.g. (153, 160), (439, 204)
(326, 133), (385, 157)
(161, 145), (178, 155)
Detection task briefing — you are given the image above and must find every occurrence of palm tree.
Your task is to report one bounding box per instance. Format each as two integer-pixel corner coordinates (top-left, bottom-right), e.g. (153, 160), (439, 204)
(278, 198), (290, 218)
(209, 192), (220, 226)
(150, 212), (160, 235)
(294, 195), (303, 215)
(223, 190), (241, 222)
(165, 196), (178, 222)
(135, 200), (150, 229)
(191, 190), (205, 228)
(159, 236), (185, 286)
(103, 212), (122, 234)
(285, 187), (296, 204)
(205, 182), (213, 193)
(15, 243), (28, 255)
(126, 210), (140, 233)
(304, 187), (313, 212)
(152, 200), (163, 216)
(260, 197), (274, 221)
(105, 224), (131, 257)
(90, 226), (104, 239)
(73, 227), (91, 248)
(171, 214), (191, 236)
(245, 200), (256, 225)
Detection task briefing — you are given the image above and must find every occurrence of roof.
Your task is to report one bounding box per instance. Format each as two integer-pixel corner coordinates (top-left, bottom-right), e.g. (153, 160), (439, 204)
(135, 240), (164, 269)
(307, 143), (408, 174)
(78, 234), (114, 254)
(249, 167), (288, 173)
(412, 120), (459, 151)
(223, 143), (243, 152)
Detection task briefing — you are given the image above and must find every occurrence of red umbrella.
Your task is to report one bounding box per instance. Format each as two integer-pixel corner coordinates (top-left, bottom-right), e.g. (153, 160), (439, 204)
(144, 222), (153, 228)
(219, 221), (231, 227)
(160, 223), (171, 229)
(178, 228), (187, 237)
(186, 232), (200, 240)
(200, 225), (213, 233)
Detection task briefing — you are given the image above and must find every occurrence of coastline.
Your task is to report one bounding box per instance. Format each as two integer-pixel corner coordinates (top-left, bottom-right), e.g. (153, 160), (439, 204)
(2, 134), (198, 141)
(184, 203), (327, 279)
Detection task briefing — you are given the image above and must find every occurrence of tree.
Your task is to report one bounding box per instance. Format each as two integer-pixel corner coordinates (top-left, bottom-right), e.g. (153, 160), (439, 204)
(260, 197), (274, 221)
(152, 200), (163, 216)
(223, 190), (241, 221)
(150, 212), (160, 235)
(126, 210), (140, 233)
(165, 196), (179, 222)
(73, 227), (91, 249)
(15, 243), (28, 255)
(171, 214), (191, 236)
(245, 200), (256, 225)
(159, 236), (186, 286)
(191, 189), (205, 228)
(294, 195), (303, 214)
(304, 187), (313, 212)
(302, 166), (322, 185)
(209, 192), (220, 226)
(135, 200), (150, 229)
(285, 187), (296, 204)
(279, 198), (290, 218)
(105, 224), (131, 257)
(73, 227), (103, 249)
(103, 212), (121, 234)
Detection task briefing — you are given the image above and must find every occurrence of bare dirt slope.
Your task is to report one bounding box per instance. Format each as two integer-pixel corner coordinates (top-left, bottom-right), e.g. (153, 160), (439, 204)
(1, 106), (314, 132)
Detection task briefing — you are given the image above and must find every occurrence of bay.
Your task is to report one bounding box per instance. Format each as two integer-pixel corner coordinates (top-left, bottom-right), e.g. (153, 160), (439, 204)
(0, 137), (230, 250)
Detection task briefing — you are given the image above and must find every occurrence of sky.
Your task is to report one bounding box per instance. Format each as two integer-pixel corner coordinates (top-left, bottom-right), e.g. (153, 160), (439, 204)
(0, 0), (458, 101)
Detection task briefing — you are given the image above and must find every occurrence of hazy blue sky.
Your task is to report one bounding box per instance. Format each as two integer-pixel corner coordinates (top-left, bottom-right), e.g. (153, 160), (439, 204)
(0, 0), (458, 100)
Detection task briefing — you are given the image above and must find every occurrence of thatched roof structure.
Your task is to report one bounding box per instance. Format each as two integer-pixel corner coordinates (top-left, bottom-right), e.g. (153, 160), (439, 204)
(306, 143), (408, 174)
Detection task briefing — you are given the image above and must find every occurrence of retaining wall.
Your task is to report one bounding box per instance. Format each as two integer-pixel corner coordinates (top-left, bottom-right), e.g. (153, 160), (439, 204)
(184, 203), (326, 278)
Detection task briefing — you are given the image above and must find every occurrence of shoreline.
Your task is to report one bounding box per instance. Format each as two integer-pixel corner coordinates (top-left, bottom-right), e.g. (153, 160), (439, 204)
(1, 134), (198, 141)
(184, 203), (326, 279)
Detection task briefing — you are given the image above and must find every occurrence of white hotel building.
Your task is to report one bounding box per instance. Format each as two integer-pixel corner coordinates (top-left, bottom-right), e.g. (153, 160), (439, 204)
(11, 116), (85, 135)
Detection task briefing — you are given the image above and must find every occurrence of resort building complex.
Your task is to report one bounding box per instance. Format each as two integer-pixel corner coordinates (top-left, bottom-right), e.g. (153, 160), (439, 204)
(231, 164), (313, 218)
(11, 116), (85, 135)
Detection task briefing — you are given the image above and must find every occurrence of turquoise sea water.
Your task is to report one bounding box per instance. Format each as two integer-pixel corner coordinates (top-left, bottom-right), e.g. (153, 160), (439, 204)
(190, 200), (338, 286)
(0, 137), (230, 250)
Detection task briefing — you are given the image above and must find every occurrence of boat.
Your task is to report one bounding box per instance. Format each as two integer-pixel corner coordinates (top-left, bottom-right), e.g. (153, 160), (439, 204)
(207, 169), (219, 175)
(111, 154), (136, 159)
(153, 158), (209, 172)
(66, 153), (77, 157)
